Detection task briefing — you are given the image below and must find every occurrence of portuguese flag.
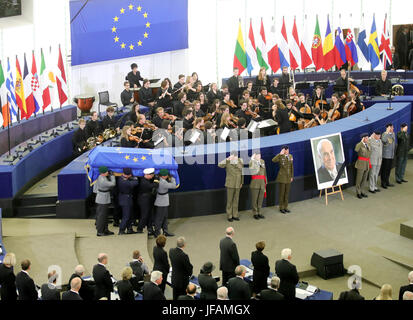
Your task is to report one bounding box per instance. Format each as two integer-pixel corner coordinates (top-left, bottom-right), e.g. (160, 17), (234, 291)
(311, 15), (324, 71)
(233, 20), (247, 74)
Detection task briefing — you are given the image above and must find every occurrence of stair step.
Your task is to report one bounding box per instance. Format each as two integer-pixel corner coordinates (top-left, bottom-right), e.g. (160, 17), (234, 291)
(16, 194), (57, 207)
(15, 204), (57, 217)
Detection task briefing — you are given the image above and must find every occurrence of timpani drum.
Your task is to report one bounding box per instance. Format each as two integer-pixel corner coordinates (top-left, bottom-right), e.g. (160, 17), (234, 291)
(74, 95), (95, 113)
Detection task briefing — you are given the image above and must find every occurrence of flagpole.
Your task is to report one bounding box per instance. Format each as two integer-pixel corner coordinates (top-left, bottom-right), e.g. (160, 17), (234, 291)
(6, 100), (11, 156)
(16, 55), (20, 123)
(49, 45), (53, 113)
(32, 50), (37, 118)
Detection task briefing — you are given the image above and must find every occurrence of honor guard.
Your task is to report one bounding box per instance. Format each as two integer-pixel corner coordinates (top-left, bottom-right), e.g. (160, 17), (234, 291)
(137, 168), (159, 235)
(355, 133), (372, 199)
(249, 152), (267, 220)
(117, 168), (140, 235)
(272, 146), (294, 214)
(154, 169), (176, 237)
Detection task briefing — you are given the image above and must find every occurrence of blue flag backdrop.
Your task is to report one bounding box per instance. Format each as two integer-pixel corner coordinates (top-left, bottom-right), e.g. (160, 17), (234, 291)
(70, 0), (188, 66)
(86, 147), (180, 186)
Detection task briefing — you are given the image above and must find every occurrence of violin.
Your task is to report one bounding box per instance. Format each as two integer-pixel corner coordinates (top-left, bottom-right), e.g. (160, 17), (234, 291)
(128, 135), (142, 143)
(202, 113), (214, 122)
(162, 113), (176, 121)
(224, 99), (238, 109)
(245, 106), (259, 118)
(265, 92), (273, 100)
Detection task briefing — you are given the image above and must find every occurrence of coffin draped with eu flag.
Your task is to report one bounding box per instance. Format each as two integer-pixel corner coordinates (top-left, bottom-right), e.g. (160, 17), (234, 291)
(86, 147), (180, 186)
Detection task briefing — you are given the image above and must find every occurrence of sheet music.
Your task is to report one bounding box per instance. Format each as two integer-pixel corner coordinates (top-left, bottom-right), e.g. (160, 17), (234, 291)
(220, 127), (230, 140)
(190, 131), (201, 143)
(153, 136), (164, 147)
(247, 121), (258, 133)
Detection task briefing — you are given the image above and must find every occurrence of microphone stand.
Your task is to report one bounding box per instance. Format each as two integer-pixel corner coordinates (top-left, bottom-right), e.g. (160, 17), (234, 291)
(387, 91), (393, 110)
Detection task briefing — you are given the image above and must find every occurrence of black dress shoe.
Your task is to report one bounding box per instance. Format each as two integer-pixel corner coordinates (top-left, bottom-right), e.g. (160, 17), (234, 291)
(402, 179), (408, 183)
(375, 189), (381, 192)
(163, 232), (175, 237)
(381, 184), (388, 189)
(97, 233), (108, 237)
(361, 193), (368, 198)
(387, 183), (395, 187)
(136, 229), (144, 234)
(113, 221), (120, 227)
(232, 217), (240, 221)
(132, 221), (139, 227)
(126, 229), (137, 234)
(280, 209), (286, 213)
(368, 189), (376, 193)
(258, 214), (265, 219)
(104, 231), (114, 235)
(284, 209), (291, 213)
(396, 180), (402, 184)
(253, 215), (259, 220)
(357, 194), (363, 199)
(227, 218), (233, 222)
(118, 230), (126, 235)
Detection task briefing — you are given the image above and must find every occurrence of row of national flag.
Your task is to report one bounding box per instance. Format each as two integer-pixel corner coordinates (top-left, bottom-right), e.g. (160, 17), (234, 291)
(234, 14), (392, 76)
(0, 46), (68, 127)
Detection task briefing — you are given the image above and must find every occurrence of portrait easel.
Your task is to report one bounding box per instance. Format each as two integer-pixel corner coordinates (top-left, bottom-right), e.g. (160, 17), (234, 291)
(319, 185), (344, 205)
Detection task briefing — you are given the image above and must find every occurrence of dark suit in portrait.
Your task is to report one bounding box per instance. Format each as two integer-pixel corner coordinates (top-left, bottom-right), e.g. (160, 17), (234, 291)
(317, 162), (345, 184)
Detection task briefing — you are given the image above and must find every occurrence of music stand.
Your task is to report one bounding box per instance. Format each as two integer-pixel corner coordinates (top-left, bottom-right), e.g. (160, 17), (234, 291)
(314, 81), (329, 89)
(295, 82), (310, 93)
(333, 85), (347, 94)
(361, 79), (377, 99)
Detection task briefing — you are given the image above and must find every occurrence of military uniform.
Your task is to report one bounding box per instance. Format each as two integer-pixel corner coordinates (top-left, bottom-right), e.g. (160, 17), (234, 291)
(218, 157), (244, 220)
(154, 176), (177, 237)
(368, 136), (383, 192)
(272, 154), (294, 212)
(117, 176), (139, 234)
(355, 140), (372, 197)
(395, 129), (410, 183)
(249, 158), (267, 218)
(137, 176), (158, 233)
(93, 174), (116, 235)
(381, 131), (396, 187)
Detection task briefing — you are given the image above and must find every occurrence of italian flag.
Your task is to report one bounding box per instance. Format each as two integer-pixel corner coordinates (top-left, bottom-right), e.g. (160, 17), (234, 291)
(0, 61), (9, 127)
(233, 20), (247, 75)
(40, 48), (51, 111)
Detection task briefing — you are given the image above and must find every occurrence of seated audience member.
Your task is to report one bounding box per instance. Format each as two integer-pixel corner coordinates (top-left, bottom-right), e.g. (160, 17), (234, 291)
(374, 284), (392, 300)
(217, 286), (229, 300)
(198, 262), (218, 300)
(62, 278), (82, 301)
(116, 267), (135, 302)
(0, 252), (18, 301)
(399, 271), (413, 300)
(339, 279), (365, 300)
(92, 253), (114, 300)
(258, 276), (284, 300)
(72, 119), (88, 155)
(121, 80), (134, 107)
(375, 70), (392, 96)
(403, 291), (413, 300)
(177, 283), (197, 300)
(40, 270), (60, 300)
(68, 265), (95, 301)
(143, 271), (166, 300)
(275, 248), (299, 300)
(15, 259), (38, 301)
(139, 79), (155, 107)
(227, 265), (251, 300)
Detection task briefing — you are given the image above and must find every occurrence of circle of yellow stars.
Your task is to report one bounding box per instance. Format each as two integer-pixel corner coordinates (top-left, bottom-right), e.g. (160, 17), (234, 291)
(112, 3), (150, 50)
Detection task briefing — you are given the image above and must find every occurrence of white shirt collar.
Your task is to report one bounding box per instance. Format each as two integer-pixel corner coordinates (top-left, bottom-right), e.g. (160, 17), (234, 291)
(327, 167), (338, 179)
(70, 290), (79, 295)
(22, 270), (29, 275)
(98, 263), (106, 268)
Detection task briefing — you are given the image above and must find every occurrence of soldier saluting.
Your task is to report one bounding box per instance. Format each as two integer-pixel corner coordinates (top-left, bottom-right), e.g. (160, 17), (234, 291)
(249, 152), (267, 220)
(272, 146), (294, 214)
(355, 133), (372, 199)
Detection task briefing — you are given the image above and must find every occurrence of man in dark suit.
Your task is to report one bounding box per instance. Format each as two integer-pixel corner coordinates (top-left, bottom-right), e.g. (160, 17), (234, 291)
(227, 266), (251, 300)
(198, 262), (218, 300)
(339, 279), (364, 300)
(259, 276), (284, 300)
(219, 227), (240, 286)
(226, 67), (243, 104)
(117, 167), (139, 235)
(143, 271), (166, 300)
(62, 277), (83, 301)
(15, 259), (38, 301)
(40, 270), (60, 300)
(399, 271), (413, 300)
(92, 253), (114, 300)
(169, 236), (194, 300)
(316, 138), (345, 184)
(68, 265), (95, 301)
(126, 63), (143, 88)
(177, 283), (197, 300)
(275, 248), (299, 300)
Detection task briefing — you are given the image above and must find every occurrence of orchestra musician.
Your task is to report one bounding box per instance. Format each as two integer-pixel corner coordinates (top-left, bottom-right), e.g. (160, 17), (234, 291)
(152, 107), (168, 128)
(375, 70), (392, 96)
(182, 109), (194, 131)
(198, 92), (209, 114)
(270, 77), (282, 97)
(311, 86), (328, 110)
(121, 81), (134, 107)
(72, 119), (88, 156)
(208, 99), (221, 121)
(173, 92), (187, 118)
(245, 81), (256, 98)
(102, 107), (117, 130)
(85, 111), (102, 138)
(222, 92), (238, 112)
(288, 87), (299, 105)
(206, 83), (222, 104)
(139, 79), (155, 107)
(343, 89), (364, 117)
(226, 67), (244, 104)
(185, 118), (206, 146)
(230, 118), (249, 141)
(193, 100), (205, 118)
(120, 126), (138, 148)
(327, 94), (341, 123)
(285, 99), (304, 130)
(126, 63), (144, 88)
(219, 112), (237, 129)
(279, 67), (291, 99)
(135, 114), (155, 149)
(204, 121), (217, 144)
(335, 68), (355, 95)
(191, 72), (199, 84)
(184, 76), (197, 99)
(173, 74), (186, 91)
(187, 81), (200, 102)
(155, 80), (173, 111)
(235, 100), (252, 126)
(257, 87), (272, 112)
(255, 67), (271, 90)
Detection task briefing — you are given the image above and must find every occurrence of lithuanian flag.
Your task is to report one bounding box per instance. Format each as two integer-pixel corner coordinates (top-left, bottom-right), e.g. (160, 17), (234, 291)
(233, 20), (247, 74)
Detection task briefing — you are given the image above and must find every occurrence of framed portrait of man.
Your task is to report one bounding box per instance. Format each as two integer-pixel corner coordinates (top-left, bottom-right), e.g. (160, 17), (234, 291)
(310, 133), (348, 190)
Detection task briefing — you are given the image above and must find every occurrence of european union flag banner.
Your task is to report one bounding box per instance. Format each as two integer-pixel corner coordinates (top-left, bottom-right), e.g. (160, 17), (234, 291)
(70, 0), (188, 66)
(86, 147), (180, 186)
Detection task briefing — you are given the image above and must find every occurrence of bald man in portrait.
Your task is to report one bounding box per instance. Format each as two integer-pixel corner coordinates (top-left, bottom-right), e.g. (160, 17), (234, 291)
(316, 139), (345, 184)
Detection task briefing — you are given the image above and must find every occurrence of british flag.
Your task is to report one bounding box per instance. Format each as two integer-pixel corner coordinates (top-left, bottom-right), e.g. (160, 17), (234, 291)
(379, 14), (392, 69)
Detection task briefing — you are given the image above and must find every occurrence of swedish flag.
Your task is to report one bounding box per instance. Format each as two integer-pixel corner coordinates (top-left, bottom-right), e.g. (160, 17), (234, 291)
(368, 15), (380, 69)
